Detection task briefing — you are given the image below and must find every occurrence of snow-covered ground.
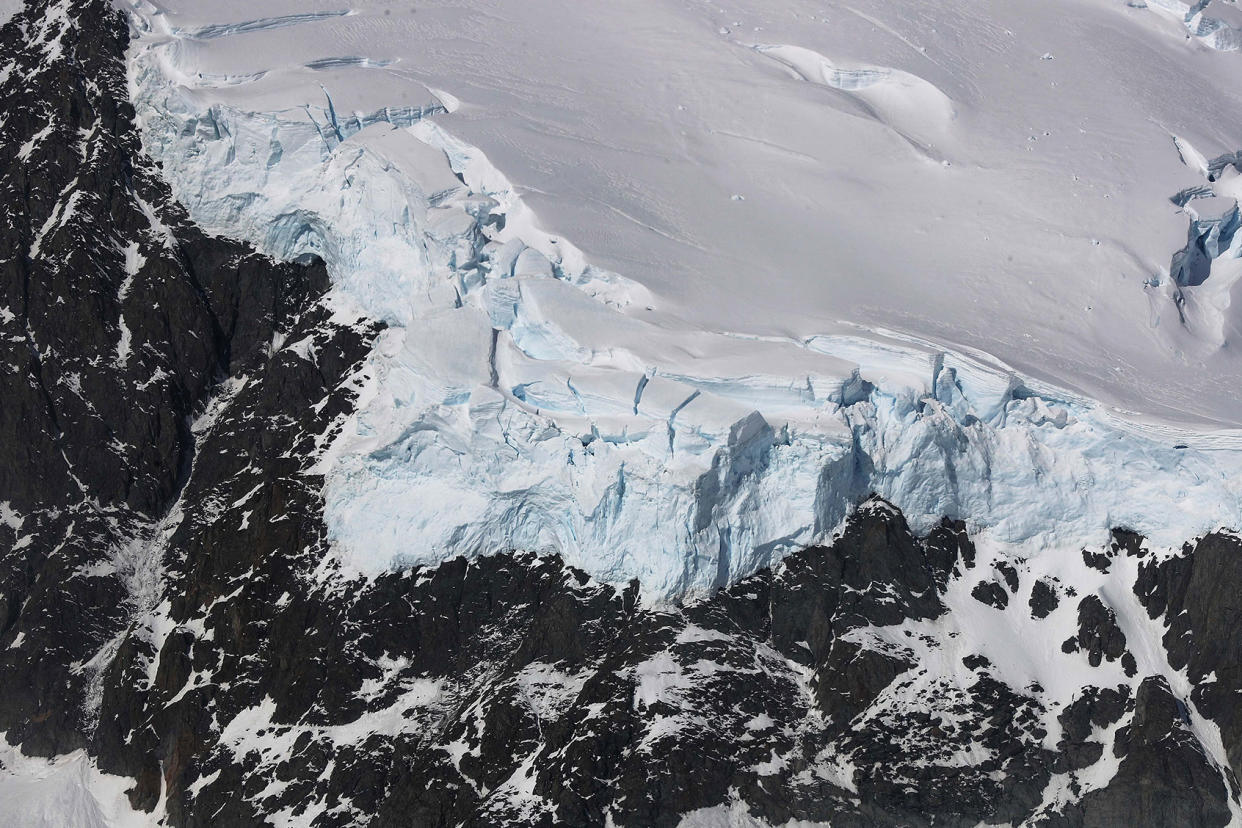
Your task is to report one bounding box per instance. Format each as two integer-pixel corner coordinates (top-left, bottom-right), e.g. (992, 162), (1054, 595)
(121, 0), (1242, 598)
(0, 740), (156, 828)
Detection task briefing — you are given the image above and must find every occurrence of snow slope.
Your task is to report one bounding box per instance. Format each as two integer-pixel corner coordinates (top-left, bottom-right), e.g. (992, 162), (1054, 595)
(122, 0), (1242, 598)
(0, 740), (156, 828)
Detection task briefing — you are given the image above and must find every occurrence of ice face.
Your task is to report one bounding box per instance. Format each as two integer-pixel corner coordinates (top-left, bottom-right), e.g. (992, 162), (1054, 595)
(125, 1), (1242, 600)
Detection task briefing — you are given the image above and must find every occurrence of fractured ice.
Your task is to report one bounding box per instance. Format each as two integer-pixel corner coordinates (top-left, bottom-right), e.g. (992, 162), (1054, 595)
(128, 10), (1242, 601)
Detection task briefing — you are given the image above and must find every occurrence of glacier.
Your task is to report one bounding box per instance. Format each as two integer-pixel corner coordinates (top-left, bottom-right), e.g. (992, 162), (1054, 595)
(124, 0), (1242, 600)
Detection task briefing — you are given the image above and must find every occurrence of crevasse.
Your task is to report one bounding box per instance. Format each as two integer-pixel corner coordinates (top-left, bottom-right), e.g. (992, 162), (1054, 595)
(126, 7), (1242, 600)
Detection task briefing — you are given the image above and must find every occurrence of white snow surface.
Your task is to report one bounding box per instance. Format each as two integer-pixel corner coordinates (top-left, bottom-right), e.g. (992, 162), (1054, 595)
(0, 0), (21, 25)
(122, 0), (1242, 599)
(0, 738), (158, 828)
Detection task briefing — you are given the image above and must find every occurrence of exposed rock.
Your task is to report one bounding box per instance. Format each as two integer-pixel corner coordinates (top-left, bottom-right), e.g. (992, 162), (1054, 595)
(0, 2), (1241, 827)
(924, 517), (976, 590)
(1030, 579), (1060, 619)
(1135, 532), (1242, 786)
(972, 580), (1009, 609)
(1111, 528), (1146, 558)
(1058, 677), (1232, 827)
(1082, 548), (1112, 573)
(1074, 595), (1128, 668)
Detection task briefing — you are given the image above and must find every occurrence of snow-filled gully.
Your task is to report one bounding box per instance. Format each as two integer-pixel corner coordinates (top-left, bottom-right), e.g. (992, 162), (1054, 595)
(126, 2), (1242, 603)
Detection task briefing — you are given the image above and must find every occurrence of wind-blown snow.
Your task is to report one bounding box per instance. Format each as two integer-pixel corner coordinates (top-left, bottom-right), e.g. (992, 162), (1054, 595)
(124, 0), (1242, 600)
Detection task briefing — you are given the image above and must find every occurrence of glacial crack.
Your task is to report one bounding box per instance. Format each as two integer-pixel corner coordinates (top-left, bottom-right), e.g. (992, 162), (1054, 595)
(1167, 139), (1242, 289)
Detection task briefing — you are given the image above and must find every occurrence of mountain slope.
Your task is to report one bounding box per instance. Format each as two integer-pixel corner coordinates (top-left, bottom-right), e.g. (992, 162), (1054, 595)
(2, 1), (1242, 826)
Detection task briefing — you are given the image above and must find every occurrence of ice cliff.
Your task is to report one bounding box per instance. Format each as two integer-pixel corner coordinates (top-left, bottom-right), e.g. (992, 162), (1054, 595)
(126, 2), (1242, 600)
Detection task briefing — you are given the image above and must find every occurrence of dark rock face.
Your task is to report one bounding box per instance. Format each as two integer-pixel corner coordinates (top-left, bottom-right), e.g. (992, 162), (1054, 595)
(1060, 677), (1233, 828)
(972, 579), (1009, 609)
(1135, 532), (1242, 790)
(0, 0), (350, 759)
(1, 2), (1242, 827)
(1069, 595), (1128, 668)
(1030, 579), (1059, 618)
(1055, 684), (1126, 774)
